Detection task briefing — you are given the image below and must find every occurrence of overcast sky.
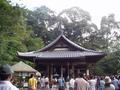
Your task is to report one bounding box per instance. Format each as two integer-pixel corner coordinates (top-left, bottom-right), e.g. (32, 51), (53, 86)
(12, 0), (120, 28)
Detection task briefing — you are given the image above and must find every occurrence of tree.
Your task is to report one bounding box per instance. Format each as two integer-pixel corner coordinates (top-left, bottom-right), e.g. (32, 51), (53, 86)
(0, 0), (44, 65)
(100, 14), (120, 52)
(54, 7), (104, 50)
(94, 14), (120, 75)
(26, 6), (57, 45)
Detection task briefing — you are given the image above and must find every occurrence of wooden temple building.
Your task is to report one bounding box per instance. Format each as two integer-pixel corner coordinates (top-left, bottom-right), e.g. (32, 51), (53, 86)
(17, 34), (106, 79)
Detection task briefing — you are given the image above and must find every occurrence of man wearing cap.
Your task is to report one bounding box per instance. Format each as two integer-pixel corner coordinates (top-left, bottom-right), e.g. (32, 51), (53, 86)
(0, 64), (19, 90)
(104, 76), (115, 90)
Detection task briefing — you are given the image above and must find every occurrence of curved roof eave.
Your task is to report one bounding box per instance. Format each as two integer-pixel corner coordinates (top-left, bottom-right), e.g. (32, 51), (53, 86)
(17, 50), (106, 60)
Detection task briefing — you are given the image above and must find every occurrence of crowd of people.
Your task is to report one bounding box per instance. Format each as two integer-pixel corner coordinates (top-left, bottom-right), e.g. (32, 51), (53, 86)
(27, 72), (120, 90)
(0, 64), (120, 90)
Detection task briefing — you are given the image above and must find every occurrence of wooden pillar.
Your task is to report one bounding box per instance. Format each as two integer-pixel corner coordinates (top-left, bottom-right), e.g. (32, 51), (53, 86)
(67, 63), (70, 79)
(93, 63), (96, 75)
(51, 64), (53, 79)
(33, 58), (36, 67)
(72, 64), (74, 78)
(61, 65), (63, 78)
(47, 64), (49, 77)
(49, 64), (53, 88)
(89, 63), (96, 75)
(86, 69), (89, 76)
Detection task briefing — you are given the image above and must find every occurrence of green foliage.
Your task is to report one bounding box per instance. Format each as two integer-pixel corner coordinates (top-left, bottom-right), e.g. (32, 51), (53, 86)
(98, 51), (120, 75)
(94, 66), (105, 75)
(0, 0), (44, 65)
(26, 6), (57, 45)
(100, 14), (120, 52)
(94, 14), (120, 75)
(23, 37), (44, 51)
(56, 7), (106, 51)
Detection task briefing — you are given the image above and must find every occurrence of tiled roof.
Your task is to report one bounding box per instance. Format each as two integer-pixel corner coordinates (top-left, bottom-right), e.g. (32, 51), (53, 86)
(18, 50), (105, 59)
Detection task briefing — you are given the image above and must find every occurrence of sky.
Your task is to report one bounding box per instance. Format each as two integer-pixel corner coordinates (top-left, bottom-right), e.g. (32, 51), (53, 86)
(11, 0), (120, 28)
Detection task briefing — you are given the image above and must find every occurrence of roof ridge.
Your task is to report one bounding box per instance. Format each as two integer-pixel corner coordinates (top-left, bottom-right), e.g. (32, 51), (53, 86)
(35, 34), (94, 52)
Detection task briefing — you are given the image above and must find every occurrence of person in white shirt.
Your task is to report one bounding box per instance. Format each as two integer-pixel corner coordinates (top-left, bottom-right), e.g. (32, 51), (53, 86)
(45, 77), (49, 89)
(88, 75), (96, 90)
(0, 64), (19, 90)
(69, 77), (75, 90)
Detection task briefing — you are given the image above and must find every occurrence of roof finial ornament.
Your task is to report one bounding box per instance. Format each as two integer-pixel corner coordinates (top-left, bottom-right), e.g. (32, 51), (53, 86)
(58, 18), (64, 35)
(61, 29), (64, 35)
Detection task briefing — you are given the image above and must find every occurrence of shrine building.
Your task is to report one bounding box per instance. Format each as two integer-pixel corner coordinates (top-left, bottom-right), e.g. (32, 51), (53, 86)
(17, 34), (106, 79)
